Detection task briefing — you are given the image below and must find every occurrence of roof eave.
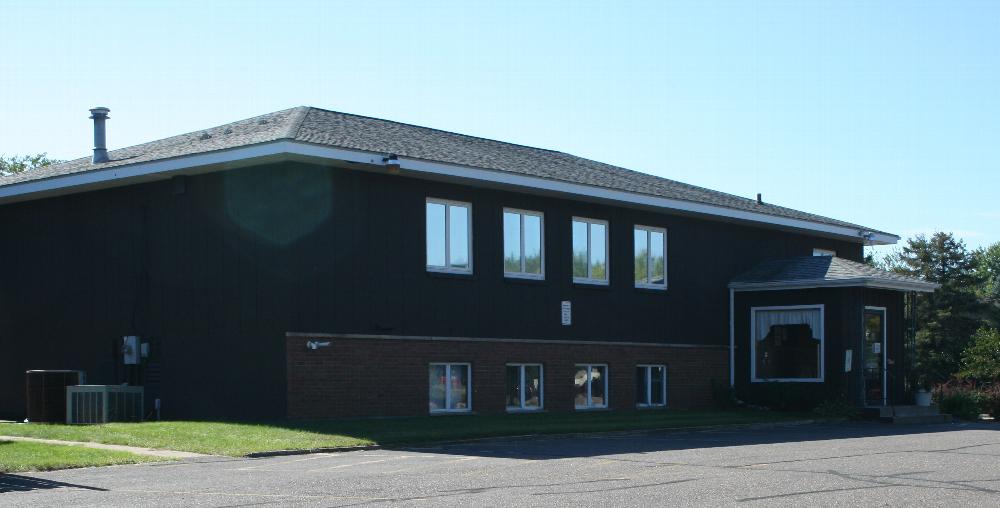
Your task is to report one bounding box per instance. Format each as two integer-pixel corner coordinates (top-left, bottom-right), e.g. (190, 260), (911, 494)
(728, 278), (940, 293)
(0, 140), (899, 245)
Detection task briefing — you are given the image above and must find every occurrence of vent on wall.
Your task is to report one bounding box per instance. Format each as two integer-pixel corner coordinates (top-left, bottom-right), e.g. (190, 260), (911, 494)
(66, 385), (144, 424)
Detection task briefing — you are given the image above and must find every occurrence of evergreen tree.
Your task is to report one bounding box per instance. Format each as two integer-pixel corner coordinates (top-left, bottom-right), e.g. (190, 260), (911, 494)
(893, 233), (984, 383)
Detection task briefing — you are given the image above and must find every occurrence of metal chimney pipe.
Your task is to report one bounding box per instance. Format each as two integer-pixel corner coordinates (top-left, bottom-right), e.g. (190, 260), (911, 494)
(89, 107), (110, 163)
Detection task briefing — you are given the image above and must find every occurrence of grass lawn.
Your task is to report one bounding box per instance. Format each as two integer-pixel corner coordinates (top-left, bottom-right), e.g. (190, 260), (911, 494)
(0, 440), (162, 473)
(0, 410), (813, 457)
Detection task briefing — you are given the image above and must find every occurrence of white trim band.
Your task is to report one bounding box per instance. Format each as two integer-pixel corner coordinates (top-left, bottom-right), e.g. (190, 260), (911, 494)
(0, 140), (900, 245)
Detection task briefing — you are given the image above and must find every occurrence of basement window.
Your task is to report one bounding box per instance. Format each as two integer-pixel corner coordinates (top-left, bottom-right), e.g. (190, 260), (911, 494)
(636, 365), (667, 408)
(572, 218), (609, 285)
(429, 363), (472, 413)
(751, 305), (824, 382)
(503, 209), (544, 279)
(426, 199), (472, 274)
(634, 226), (667, 289)
(574, 364), (608, 409)
(506, 364), (544, 411)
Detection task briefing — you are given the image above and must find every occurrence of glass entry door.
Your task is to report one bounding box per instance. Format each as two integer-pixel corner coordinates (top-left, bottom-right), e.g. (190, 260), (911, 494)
(863, 307), (887, 406)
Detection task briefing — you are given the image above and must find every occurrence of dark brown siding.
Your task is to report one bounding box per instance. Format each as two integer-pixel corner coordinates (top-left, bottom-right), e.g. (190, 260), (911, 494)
(0, 162), (863, 419)
(733, 287), (904, 407)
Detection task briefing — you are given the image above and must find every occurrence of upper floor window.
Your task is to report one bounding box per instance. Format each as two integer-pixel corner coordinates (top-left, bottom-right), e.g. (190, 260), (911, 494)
(572, 217), (608, 284)
(813, 248), (836, 257)
(634, 226), (667, 289)
(503, 209), (544, 279)
(426, 199), (472, 273)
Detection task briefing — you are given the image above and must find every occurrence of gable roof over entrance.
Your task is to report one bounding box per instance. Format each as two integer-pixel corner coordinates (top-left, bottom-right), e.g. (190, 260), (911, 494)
(0, 106), (898, 244)
(729, 256), (939, 292)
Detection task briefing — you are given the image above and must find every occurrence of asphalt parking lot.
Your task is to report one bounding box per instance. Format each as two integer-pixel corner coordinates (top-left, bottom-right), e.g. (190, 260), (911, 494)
(1, 421), (998, 507)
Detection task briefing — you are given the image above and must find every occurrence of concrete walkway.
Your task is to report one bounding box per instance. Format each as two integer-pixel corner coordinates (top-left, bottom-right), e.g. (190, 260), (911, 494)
(0, 435), (209, 459)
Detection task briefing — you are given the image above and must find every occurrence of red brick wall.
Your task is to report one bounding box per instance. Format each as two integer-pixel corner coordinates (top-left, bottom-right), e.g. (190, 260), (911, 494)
(286, 334), (728, 419)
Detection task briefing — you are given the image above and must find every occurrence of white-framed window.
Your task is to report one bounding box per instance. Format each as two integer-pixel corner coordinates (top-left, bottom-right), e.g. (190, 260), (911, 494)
(574, 364), (608, 409)
(429, 363), (472, 413)
(751, 305), (825, 383)
(812, 248), (836, 257)
(426, 199), (472, 274)
(503, 208), (544, 279)
(571, 217), (609, 285)
(634, 225), (667, 289)
(636, 364), (667, 407)
(506, 364), (544, 411)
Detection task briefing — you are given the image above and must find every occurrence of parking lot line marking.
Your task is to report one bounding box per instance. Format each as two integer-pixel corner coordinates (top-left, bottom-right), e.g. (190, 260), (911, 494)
(306, 458), (387, 473)
(235, 453), (341, 470)
(108, 488), (388, 501)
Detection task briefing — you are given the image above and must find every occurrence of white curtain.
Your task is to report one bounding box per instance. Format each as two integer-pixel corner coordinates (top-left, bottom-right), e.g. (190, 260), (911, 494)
(755, 308), (822, 342)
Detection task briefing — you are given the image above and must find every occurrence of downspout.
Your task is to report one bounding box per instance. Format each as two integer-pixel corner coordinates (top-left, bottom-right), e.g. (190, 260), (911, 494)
(729, 288), (735, 386)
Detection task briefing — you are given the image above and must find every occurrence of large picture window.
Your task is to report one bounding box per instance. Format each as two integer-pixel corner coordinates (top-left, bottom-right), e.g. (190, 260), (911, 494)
(429, 363), (472, 413)
(751, 305), (824, 382)
(426, 199), (472, 273)
(636, 365), (667, 407)
(634, 226), (667, 289)
(572, 218), (609, 284)
(503, 209), (544, 279)
(574, 364), (608, 409)
(506, 364), (543, 411)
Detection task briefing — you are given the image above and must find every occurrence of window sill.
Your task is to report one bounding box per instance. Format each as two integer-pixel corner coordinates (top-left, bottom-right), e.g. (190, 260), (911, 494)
(574, 406), (610, 412)
(636, 404), (668, 410)
(426, 269), (475, 281)
(506, 408), (546, 414)
(634, 284), (668, 294)
(572, 279), (611, 290)
(504, 273), (546, 284)
(429, 409), (474, 415)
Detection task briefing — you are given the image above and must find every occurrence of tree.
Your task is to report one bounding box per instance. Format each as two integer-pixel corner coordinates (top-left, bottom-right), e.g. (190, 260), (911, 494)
(0, 153), (57, 177)
(974, 242), (1000, 306)
(893, 233), (984, 384)
(960, 327), (1000, 382)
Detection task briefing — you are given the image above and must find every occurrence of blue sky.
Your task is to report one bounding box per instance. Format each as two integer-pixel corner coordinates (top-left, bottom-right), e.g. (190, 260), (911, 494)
(2, 0), (997, 254)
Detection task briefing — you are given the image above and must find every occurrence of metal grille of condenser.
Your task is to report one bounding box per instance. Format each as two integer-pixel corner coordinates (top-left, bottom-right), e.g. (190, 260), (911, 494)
(66, 386), (144, 424)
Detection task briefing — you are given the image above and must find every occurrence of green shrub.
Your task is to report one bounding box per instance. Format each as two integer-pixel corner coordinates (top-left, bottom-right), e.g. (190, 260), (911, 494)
(960, 327), (1000, 382)
(813, 399), (860, 419)
(934, 380), (983, 420)
(978, 384), (1000, 417)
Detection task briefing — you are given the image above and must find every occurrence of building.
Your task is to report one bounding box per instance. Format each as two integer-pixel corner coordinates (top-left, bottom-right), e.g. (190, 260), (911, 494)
(0, 107), (936, 421)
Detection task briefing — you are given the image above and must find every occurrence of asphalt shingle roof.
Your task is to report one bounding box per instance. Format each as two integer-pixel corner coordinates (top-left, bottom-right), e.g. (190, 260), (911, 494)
(0, 106), (889, 236)
(729, 256), (938, 291)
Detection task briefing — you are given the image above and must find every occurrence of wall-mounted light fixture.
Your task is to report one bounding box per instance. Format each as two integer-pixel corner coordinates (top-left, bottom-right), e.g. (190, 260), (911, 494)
(306, 340), (331, 350)
(382, 154), (400, 174)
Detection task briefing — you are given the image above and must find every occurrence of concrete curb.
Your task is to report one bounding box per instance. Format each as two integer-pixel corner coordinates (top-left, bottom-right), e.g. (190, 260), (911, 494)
(241, 418), (833, 458)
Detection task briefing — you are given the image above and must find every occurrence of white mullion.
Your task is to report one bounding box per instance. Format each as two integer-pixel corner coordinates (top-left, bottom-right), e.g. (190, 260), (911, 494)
(646, 367), (652, 406)
(587, 366), (593, 407)
(444, 206), (451, 268)
(445, 364), (452, 410)
(520, 214), (526, 273)
(645, 230), (652, 285)
(520, 366), (526, 409)
(586, 224), (593, 279)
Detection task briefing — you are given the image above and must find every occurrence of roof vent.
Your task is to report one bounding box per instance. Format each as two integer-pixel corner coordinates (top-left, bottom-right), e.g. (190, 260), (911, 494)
(756, 193), (763, 205)
(199, 132), (211, 140)
(89, 107), (110, 163)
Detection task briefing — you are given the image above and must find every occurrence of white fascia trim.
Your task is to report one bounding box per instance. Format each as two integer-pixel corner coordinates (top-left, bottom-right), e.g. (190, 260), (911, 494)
(729, 278), (939, 293)
(0, 139), (899, 245)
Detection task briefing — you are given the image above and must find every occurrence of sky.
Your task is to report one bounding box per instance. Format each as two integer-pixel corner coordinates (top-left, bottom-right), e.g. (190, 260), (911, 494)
(2, 0), (997, 256)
